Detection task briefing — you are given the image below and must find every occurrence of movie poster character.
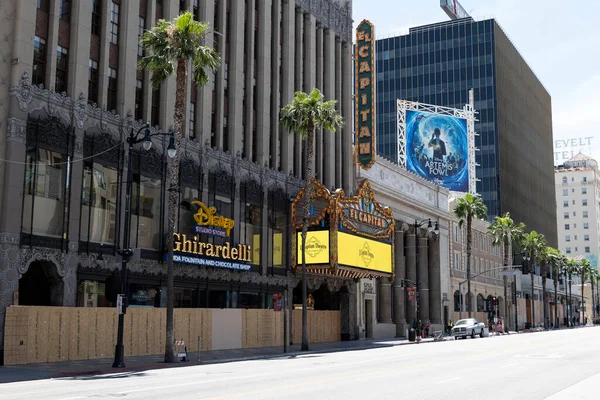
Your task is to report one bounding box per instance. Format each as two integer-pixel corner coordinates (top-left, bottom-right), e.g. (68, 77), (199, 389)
(405, 110), (469, 192)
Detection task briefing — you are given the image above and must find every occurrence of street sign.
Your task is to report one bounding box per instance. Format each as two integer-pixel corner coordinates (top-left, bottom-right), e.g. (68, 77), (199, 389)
(407, 287), (416, 301)
(116, 294), (124, 315)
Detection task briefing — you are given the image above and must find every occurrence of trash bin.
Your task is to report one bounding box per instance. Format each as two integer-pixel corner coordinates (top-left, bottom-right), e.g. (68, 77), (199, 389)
(408, 328), (416, 342)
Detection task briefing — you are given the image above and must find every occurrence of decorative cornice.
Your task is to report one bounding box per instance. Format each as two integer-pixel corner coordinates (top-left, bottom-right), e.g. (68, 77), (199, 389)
(296, 0), (352, 42)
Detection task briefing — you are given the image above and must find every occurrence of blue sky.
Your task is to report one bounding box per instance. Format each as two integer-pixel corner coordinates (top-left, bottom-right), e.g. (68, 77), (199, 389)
(352, 0), (600, 165)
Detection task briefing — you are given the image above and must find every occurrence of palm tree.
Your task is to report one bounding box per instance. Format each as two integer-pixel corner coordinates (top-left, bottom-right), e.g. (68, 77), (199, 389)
(589, 268), (599, 323)
(139, 11), (221, 363)
(579, 259), (591, 325)
(520, 231), (547, 328)
(565, 258), (578, 326)
(487, 212), (525, 329)
(547, 248), (567, 328)
(280, 89), (344, 351)
(453, 194), (487, 317)
(536, 246), (552, 329)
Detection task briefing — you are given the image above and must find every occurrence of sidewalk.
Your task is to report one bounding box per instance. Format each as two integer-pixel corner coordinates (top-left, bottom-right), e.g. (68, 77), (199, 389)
(0, 336), (436, 383)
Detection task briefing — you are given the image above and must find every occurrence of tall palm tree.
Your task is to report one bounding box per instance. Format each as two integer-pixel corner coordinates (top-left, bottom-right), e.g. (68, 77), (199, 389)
(139, 11), (221, 363)
(520, 231), (547, 328)
(589, 268), (599, 323)
(537, 246), (552, 329)
(280, 88), (344, 351)
(487, 212), (525, 329)
(565, 258), (578, 326)
(579, 259), (591, 325)
(548, 248), (567, 328)
(453, 194), (487, 317)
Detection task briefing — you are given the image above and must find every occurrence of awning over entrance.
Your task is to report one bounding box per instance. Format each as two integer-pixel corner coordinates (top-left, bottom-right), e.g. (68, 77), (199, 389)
(291, 179), (394, 280)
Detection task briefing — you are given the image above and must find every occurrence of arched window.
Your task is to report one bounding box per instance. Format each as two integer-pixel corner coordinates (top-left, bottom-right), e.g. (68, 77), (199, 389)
(454, 290), (462, 312)
(477, 294), (485, 312)
(562, 176), (567, 184)
(467, 292), (474, 312)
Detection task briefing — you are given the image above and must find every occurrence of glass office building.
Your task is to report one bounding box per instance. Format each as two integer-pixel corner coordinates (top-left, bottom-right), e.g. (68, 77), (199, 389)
(375, 17), (557, 246)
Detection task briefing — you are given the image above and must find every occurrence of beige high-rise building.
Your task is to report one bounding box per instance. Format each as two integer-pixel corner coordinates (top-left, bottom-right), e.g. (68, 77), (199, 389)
(0, 0), (355, 361)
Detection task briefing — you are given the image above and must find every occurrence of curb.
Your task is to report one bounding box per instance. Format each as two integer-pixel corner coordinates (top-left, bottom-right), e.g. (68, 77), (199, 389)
(49, 339), (437, 379)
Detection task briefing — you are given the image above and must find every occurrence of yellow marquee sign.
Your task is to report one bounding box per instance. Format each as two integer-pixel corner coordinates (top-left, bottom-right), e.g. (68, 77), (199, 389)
(297, 231), (330, 265)
(337, 232), (392, 274)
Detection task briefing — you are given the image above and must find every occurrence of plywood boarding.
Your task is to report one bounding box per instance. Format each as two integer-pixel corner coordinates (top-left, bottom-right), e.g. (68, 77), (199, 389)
(5, 307), (277, 365)
(3, 307), (30, 365)
(242, 310), (284, 348)
(292, 310), (340, 344)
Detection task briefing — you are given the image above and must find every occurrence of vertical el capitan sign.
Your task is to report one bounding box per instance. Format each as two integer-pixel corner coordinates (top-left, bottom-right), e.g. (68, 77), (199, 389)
(355, 20), (376, 170)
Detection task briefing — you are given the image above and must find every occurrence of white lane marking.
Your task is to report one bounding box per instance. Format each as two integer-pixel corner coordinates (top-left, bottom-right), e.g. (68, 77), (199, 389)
(436, 377), (461, 384)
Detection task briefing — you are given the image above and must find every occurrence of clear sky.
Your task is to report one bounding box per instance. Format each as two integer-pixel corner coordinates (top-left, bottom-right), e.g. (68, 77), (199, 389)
(352, 0), (600, 165)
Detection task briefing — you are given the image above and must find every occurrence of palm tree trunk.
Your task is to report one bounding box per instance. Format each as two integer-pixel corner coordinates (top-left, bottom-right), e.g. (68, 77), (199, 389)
(503, 244), (509, 329)
(530, 257), (535, 328)
(466, 217), (472, 318)
(591, 279), (595, 322)
(301, 126), (315, 351)
(581, 273), (585, 325)
(554, 280), (558, 328)
(568, 272), (572, 327)
(164, 57), (187, 363)
(542, 272), (547, 329)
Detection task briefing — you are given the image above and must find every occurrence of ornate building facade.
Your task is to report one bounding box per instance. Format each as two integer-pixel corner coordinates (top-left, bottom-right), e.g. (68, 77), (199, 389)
(356, 159), (452, 338)
(0, 0), (354, 360)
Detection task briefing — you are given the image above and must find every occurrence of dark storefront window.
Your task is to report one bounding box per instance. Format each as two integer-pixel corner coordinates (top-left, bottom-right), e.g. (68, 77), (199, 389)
(32, 36), (47, 87)
(179, 186), (199, 237)
(242, 203), (261, 266)
(91, 0), (102, 35)
(131, 173), (162, 250)
(81, 163), (119, 243)
(55, 45), (69, 93)
(107, 67), (118, 111)
(23, 149), (67, 238)
(135, 79), (144, 121)
(77, 280), (112, 307)
(88, 59), (99, 105)
(128, 284), (160, 307)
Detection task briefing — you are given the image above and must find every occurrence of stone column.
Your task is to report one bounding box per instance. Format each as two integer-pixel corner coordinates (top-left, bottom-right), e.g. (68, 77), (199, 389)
(279, 0), (295, 174)
(418, 235), (430, 323)
(428, 235), (442, 324)
(393, 229), (406, 336)
(377, 278), (392, 323)
(198, 0), (216, 146)
(255, 0), (272, 166)
(45, 0), (61, 91)
(405, 230), (416, 323)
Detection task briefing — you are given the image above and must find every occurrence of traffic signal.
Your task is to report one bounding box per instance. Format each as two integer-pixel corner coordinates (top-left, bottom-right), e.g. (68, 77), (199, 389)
(492, 296), (497, 306)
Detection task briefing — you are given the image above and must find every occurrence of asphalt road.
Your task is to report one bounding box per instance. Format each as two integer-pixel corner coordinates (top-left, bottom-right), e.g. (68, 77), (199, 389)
(1, 327), (599, 400)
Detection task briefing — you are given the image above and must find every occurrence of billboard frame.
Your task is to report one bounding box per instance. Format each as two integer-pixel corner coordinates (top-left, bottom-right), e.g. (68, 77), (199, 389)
(397, 94), (478, 194)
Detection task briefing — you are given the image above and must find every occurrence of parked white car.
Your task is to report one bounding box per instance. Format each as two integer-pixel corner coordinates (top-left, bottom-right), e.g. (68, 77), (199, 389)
(451, 318), (485, 339)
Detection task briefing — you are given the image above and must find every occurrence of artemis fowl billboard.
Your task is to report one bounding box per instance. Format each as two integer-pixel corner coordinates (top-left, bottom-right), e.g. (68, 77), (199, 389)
(406, 110), (469, 192)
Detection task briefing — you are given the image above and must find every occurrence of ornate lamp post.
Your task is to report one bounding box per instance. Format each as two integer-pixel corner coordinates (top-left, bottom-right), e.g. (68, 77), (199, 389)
(112, 123), (175, 368)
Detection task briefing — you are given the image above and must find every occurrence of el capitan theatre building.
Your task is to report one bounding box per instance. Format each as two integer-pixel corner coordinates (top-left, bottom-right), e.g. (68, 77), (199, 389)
(290, 178), (395, 340)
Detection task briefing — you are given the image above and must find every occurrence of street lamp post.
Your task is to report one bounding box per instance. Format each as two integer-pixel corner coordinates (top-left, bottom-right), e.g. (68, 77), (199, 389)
(513, 274), (518, 333)
(112, 123), (175, 368)
(413, 218), (439, 338)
